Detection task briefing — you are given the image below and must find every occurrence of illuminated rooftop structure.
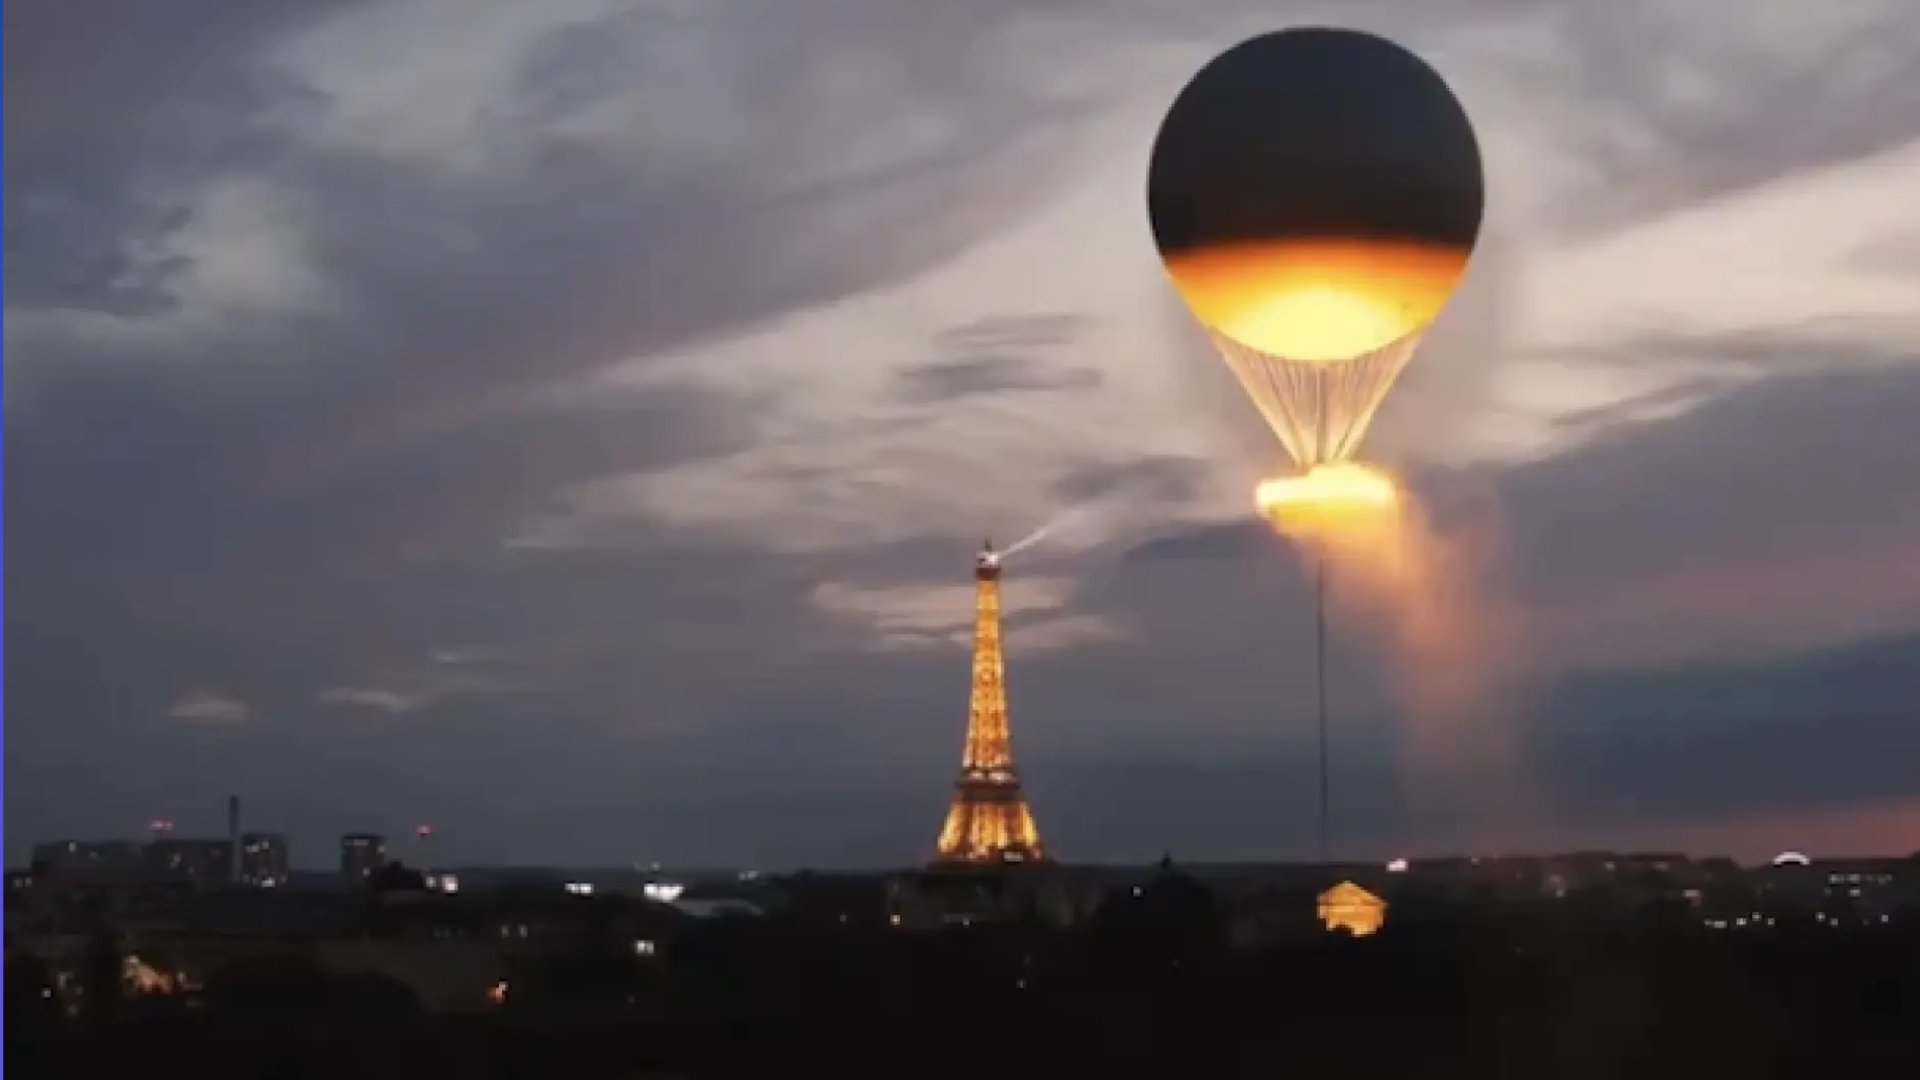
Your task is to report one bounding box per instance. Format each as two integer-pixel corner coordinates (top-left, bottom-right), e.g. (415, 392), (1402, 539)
(1317, 880), (1387, 937)
(975, 539), (1002, 578)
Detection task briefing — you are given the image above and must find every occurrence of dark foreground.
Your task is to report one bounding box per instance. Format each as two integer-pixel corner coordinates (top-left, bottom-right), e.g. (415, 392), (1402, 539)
(10, 918), (1918, 1079)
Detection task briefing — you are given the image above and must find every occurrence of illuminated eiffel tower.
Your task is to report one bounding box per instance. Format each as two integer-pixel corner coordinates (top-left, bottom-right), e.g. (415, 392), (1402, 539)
(933, 540), (1048, 865)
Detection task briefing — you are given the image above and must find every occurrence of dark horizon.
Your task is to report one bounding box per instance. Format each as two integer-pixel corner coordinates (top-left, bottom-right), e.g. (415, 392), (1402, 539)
(11, 624), (1920, 868)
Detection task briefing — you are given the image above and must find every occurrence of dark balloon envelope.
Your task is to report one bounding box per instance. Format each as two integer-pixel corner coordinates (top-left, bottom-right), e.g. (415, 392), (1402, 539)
(1147, 27), (1485, 468)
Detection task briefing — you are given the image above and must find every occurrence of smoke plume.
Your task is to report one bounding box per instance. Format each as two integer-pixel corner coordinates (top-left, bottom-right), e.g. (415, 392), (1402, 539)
(1265, 465), (1538, 850)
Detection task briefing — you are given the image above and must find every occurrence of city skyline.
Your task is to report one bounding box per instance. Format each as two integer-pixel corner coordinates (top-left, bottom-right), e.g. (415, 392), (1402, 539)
(7, 0), (1920, 867)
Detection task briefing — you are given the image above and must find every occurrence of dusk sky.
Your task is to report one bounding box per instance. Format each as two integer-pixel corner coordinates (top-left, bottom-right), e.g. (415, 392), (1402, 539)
(7, 0), (1920, 869)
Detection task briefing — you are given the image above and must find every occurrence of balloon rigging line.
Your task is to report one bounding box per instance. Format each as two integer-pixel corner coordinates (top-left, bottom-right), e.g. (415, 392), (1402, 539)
(1212, 332), (1422, 469)
(1316, 542), (1331, 866)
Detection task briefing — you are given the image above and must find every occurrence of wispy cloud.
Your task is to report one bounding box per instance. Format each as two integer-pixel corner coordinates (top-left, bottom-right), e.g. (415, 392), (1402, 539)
(810, 574), (1096, 652)
(317, 658), (534, 716)
(318, 686), (431, 716)
(8, 0), (1920, 865)
(165, 689), (248, 725)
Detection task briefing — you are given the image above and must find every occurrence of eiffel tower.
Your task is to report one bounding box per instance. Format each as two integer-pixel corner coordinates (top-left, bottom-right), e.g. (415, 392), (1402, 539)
(933, 540), (1048, 865)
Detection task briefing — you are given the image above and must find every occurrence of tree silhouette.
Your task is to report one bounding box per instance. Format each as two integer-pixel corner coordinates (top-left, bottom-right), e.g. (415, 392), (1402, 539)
(78, 928), (124, 1032)
(367, 860), (430, 894)
(5, 948), (66, 1037)
(204, 955), (336, 1018)
(1086, 854), (1228, 990)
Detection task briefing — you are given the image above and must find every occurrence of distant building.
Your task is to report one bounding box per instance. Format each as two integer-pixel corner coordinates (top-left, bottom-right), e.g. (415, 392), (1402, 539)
(29, 840), (143, 875)
(340, 833), (387, 882)
(240, 833), (291, 887)
(1317, 880), (1387, 937)
(1815, 859), (1902, 899)
(1809, 858), (1910, 921)
(888, 867), (1096, 929)
(144, 838), (235, 882)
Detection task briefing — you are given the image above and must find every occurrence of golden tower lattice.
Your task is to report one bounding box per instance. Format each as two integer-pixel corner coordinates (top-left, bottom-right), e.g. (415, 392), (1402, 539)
(933, 540), (1048, 865)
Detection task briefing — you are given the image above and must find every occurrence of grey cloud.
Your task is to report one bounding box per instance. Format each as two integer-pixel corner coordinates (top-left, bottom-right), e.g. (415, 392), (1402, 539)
(1552, 0), (1920, 233)
(6, 0), (1118, 596)
(932, 314), (1089, 353)
(3, 199), (194, 318)
(1548, 377), (1737, 435)
(2, 374), (755, 747)
(12, 459), (1914, 869)
(1124, 520), (1272, 564)
(1535, 632), (1920, 821)
(3, 537), (889, 861)
(1120, 355), (1920, 614)
(1038, 629), (1920, 862)
(894, 314), (1101, 403)
(164, 690), (251, 726)
(1495, 361), (1920, 617)
(5, 0), (1110, 778)
(3, 0), (339, 315)
(1020, 632), (1920, 865)
(15, 618), (1915, 866)
(893, 355), (1103, 404)
(1072, 359), (1920, 841)
(1365, 229), (1520, 464)
(317, 687), (426, 716)
(11, 0), (1920, 867)
(431, 647), (510, 667)
(1850, 231), (1920, 275)
(1543, 322), (1920, 374)
(1046, 455), (1212, 507)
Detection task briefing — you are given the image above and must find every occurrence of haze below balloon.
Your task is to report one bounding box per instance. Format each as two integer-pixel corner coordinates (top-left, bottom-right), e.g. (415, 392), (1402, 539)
(7, 0), (1920, 869)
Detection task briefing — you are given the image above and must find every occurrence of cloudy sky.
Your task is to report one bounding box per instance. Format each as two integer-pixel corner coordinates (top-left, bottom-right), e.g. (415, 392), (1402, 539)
(7, 0), (1920, 869)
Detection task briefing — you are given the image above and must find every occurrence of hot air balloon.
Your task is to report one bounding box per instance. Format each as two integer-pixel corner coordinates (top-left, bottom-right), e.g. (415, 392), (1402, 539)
(1147, 27), (1484, 470)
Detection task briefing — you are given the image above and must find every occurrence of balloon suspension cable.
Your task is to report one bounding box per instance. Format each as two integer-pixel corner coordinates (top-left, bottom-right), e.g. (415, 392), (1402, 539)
(1316, 542), (1331, 867)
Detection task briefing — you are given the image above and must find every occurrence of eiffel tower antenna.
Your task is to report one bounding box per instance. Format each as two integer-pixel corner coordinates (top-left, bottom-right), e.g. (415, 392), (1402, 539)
(932, 540), (1047, 865)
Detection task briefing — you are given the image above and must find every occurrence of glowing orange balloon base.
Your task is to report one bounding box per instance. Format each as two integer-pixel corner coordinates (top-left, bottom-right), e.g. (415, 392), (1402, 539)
(1163, 239), (1467, 362)
(1256, 462), (1401, 534)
